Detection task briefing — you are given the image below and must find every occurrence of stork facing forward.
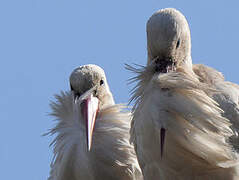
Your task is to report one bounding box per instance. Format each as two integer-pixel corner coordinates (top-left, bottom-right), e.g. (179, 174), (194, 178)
(128, 8), (239, 180)
(47, 64), (142, 180)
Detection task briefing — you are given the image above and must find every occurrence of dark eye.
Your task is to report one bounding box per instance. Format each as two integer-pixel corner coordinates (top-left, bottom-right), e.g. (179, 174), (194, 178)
(176, 39), (180, 49)
(100, 79), (104, 86)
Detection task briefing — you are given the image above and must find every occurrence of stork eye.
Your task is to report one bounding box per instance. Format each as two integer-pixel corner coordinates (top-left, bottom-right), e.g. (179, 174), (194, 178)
(100, 80), (104, 86)
(176, 39), (180, 49)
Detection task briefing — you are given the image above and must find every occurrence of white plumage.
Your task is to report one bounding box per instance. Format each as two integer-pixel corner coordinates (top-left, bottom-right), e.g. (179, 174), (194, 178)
(129, 8), (239, 180)
(47, 64), (142, 180)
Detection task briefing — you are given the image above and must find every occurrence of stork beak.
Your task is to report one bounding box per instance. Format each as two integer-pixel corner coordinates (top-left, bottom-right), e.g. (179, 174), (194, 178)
(160, 128), (166, 158)
(83, 93), (99, 151)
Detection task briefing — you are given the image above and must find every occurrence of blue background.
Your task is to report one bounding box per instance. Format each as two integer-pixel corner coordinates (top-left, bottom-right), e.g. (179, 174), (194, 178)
(1, 1), (238, 179)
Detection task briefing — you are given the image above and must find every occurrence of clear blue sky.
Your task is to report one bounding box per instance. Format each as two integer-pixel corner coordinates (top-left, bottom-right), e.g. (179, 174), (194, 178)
(1, 1), (238, 179)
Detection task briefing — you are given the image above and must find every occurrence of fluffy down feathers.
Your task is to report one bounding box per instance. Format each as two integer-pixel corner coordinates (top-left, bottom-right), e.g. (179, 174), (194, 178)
(47, 92), (142, 180)
(127, 64), (239, 180)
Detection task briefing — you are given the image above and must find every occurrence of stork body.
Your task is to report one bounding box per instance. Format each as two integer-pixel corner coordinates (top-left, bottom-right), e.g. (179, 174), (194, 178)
(193, 64), (239, 154)
(129, 8), (239, 180)
(48, 64), (142, 180)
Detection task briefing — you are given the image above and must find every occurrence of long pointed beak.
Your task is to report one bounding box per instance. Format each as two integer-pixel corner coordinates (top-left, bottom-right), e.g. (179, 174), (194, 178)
(83, 93), (99, 151)
(160, 128), (166, 158)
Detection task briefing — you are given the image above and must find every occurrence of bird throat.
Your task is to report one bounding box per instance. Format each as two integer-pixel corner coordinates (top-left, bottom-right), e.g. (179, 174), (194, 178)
(154, 57), (176, 73)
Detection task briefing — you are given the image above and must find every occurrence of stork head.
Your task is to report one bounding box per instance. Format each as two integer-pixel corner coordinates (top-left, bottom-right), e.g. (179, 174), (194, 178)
(147, 8), (192, 73)
(70, 64), (114, 151)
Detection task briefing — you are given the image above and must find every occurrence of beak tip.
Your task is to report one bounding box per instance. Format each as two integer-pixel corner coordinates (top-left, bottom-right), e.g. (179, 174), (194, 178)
(87, 138), (92, 151)
(87, 145), (91, 152)
(160, 128), (166, 158)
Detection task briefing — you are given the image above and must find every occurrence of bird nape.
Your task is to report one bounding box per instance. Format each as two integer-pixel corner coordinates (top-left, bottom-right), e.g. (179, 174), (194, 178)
(47, 64), (142, 180)
(129, 8), (239, 180)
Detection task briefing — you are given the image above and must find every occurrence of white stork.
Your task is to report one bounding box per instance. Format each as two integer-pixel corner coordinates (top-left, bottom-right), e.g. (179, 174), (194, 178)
(128, 8), (239, 180)
(47, 64), (142, 180)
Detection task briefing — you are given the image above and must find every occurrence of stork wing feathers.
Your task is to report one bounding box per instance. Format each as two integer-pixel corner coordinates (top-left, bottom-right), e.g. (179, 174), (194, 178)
(128, 64), (239, 169)
(193, 64), (239, 152)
